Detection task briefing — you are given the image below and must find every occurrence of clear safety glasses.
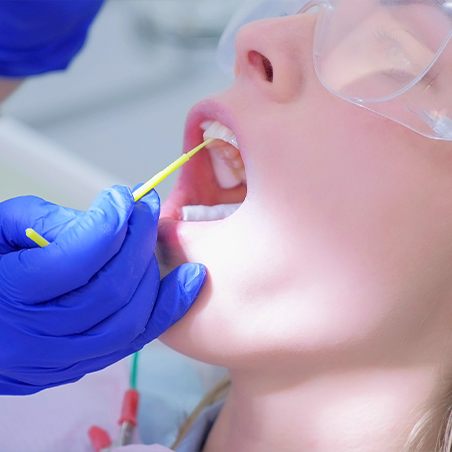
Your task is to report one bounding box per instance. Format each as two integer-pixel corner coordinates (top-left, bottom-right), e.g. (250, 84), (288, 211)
(217, 0), (452, 141)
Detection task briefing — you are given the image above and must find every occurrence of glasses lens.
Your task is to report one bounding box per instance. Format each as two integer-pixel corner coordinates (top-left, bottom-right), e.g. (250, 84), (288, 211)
(217, 0), (452, 139)
(315, 0), (451, 101)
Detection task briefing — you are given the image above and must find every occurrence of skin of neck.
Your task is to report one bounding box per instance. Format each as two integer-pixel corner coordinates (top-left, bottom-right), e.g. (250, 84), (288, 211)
(204, 362), (450, 452)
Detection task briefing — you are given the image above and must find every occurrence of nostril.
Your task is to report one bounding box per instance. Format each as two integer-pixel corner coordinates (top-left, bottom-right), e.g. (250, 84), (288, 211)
(248, 51), (274, 83)
(262, 56), (274, 83)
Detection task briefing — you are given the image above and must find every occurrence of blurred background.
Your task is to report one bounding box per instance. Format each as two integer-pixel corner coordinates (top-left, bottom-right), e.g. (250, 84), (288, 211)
(0, 0), (238, 208)
(0, 1), (239, 446)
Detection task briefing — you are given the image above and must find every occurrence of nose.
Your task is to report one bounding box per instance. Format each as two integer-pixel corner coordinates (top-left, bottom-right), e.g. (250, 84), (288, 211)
(234, 14), (317, 102)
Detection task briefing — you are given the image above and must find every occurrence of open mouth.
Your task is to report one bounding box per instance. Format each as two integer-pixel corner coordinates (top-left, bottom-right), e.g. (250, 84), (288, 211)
(157, 102), (250, 274)
(181, 120), (247, 222)
(161, 108), (248, 224)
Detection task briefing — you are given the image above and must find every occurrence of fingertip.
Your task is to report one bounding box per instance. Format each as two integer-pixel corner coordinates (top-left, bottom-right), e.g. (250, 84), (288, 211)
(142, 189), (160, 204)
(145, 262), (207, 338)
(180, 263), (207, 301)
(169, 263), (207, 321)
(89, 185), (135, 221)
(109, 185), (135, 210)
(136, 190), (160, 218)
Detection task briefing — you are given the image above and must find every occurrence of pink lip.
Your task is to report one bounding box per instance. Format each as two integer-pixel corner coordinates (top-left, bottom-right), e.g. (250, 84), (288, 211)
(183, 98), (243, 157)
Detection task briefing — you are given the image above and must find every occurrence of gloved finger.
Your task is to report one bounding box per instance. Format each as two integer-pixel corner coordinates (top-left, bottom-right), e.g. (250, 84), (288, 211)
(0, 195), (80, 254)
(0, 0), (104, 77)
(7, 346), (130, 392)
(131, 263), (207, 344)
(23, 194), (161, 335)
(92, 264), (207, 353)
(0, 375), (37, 396)
(27, 256), (161, 366)
(46, 348), (137, 389)
(0, 186), (135, 303)
(40, 264), (207, 383)
(0, 371), (80, 396)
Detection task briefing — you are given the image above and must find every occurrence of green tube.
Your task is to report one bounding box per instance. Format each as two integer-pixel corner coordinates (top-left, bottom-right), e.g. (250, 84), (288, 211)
(130, 352), (139, 389)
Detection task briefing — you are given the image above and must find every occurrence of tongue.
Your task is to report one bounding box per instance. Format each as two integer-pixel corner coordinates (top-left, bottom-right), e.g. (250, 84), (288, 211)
(182, 204), (241, 222)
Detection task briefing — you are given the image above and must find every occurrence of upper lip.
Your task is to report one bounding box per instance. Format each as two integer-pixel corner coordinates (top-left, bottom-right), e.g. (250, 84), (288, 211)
(183, 98), (243, 157)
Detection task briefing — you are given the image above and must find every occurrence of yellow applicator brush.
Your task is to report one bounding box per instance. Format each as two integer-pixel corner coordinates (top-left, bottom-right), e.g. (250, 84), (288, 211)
(132, 138), (213, 202)
(26, 138), (214, 248)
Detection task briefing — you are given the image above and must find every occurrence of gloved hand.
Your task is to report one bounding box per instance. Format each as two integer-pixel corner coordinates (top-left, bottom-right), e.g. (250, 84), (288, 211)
(0, 187), (206, 395)
(0, 0), (104, 77)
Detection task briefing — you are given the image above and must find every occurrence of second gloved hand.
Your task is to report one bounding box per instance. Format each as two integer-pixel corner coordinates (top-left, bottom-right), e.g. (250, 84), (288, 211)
(0, 187), (206, 395)
(0, 0), (104, 76)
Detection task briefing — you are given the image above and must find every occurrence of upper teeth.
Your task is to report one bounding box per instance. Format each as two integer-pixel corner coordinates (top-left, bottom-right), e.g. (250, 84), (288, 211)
(202, 120), (239, 148)
(202, 121), (246, 190)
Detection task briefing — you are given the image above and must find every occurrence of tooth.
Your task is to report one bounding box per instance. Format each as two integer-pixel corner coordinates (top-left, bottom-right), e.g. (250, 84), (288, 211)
(209, 147), (243, 189)
(237, 168), (247, 183)
(182, 204), (241, 222)
(222, 147), (240, 160)
(201, 120), (215, 131)
(201, 120), (246, 189)
(230, 158), (244, 169)
(202, 121), (238, 149)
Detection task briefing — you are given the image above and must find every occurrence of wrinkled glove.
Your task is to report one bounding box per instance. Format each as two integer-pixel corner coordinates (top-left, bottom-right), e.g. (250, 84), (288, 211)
(0, 0), (104, 77)
(0, 187), (206, 395)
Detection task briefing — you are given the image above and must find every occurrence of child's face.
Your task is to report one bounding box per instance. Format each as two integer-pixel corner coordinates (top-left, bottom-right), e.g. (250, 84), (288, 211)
(158, 12), (452, 371)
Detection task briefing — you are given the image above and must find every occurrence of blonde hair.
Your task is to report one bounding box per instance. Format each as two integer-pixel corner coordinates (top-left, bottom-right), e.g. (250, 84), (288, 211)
(404, 384), (452, 452)
(171, 377), (231, 449)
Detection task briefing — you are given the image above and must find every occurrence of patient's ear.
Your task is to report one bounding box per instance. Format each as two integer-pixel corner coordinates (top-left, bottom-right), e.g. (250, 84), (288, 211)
(0, 79), (22, 103)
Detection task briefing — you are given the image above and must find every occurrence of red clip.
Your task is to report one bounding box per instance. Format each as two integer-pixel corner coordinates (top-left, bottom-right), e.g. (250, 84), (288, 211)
(118, 389), (140, 427)
(88, 426), (112, 452)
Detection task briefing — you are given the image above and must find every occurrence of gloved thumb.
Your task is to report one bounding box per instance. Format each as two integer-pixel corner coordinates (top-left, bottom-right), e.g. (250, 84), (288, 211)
(136, 263), (207, 343)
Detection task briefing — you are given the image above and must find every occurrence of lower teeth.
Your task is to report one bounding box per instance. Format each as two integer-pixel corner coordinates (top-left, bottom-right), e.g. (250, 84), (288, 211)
(182, 204), (241, 222)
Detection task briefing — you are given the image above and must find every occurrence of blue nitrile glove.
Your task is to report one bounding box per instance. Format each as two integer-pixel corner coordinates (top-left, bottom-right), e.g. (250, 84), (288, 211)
(0, 0), (104, 77)
(0, 187), (206, 395)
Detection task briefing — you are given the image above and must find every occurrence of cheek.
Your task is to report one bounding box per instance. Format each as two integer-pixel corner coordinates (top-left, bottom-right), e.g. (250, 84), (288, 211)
(160, 211), (300, 366)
